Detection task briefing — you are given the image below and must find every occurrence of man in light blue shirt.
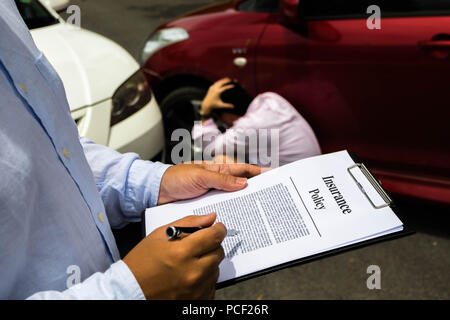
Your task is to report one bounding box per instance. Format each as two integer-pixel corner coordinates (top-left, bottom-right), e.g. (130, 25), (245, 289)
(0, 0), (260, 299)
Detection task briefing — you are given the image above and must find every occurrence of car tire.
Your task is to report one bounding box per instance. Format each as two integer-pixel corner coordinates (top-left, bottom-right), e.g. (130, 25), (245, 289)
(160, 86), (208, 163)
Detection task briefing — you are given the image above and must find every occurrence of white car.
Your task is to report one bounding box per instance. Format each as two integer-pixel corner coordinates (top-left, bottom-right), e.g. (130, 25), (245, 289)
(18, 0), (165, 161)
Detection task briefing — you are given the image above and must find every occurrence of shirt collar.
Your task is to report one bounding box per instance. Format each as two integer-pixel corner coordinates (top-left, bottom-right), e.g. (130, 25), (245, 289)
(0, 0), (42, 63)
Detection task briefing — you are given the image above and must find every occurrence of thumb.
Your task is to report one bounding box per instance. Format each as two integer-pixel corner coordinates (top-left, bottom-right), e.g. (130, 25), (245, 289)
(200, 170), (248, 192)
(219, 102), (235, 109)
(170, 212), (217, 228)
(152, 213), (217, 240)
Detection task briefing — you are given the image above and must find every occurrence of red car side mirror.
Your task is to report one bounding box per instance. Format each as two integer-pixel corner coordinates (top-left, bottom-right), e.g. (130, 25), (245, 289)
(279, 0), (301, 26)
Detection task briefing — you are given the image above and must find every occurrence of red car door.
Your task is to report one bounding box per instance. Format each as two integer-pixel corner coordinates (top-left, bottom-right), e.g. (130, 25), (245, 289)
(256, 0), (450, 202)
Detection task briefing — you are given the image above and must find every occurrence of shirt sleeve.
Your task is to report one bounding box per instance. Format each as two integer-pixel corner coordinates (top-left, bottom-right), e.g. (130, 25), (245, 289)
(26, 260), (145, 300)
(191, 119), (252, 162)
(191, 118), (221, 141)
(80, 137), (171, 228)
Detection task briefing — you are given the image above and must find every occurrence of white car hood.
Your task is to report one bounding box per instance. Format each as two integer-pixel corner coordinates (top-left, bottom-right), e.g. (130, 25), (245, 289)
(31, 23), (139, 111)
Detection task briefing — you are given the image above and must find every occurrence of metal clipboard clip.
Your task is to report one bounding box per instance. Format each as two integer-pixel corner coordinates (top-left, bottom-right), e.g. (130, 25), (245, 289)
(347, 163), (393, 209)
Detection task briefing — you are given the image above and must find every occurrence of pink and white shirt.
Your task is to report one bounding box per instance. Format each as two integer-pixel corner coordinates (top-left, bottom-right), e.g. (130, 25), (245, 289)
(192, 92), (321, 167)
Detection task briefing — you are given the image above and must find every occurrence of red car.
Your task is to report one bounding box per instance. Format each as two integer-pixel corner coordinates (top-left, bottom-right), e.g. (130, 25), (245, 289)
(141, 0), (450, 204)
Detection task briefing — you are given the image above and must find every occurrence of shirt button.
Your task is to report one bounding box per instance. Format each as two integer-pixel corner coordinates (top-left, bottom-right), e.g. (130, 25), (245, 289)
(19, 83), (27, 94)
(62, 148), (70, 159)
(98, 212), (105, 223)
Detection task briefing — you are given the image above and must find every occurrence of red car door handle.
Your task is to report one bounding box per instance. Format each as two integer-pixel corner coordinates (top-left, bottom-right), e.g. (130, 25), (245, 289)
(418, 40), (450, 50)
(419, 40), (450, 59)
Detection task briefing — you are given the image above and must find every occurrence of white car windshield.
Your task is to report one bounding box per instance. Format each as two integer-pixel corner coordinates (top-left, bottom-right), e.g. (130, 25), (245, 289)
(15, 0), (59, 30)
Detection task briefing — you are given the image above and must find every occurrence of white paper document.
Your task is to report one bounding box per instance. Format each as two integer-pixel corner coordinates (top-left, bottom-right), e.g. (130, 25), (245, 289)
(145, 151), (403, 283)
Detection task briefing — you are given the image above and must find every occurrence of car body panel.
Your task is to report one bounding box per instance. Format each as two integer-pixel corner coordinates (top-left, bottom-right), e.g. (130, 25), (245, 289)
(31, 23), (139, 111)
(256, 14), (450, 181)
(143, 0), (450, 203)
(109, 95), (165, 160)
(72, 100), (111, 146)
(145, 11), (271, 95)
(29, 1), (165, 160)
(256, 14), (450, 202)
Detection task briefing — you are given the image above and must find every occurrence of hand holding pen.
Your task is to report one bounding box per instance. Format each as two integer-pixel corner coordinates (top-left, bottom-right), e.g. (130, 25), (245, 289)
(124, 213), (226, 299)
(166, 225), (239, 240)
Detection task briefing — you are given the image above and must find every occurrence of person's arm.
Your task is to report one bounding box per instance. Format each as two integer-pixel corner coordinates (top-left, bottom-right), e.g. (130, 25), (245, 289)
(27, 213), (226, 300)
(27, 260), (145, 300)
(199, 78), (235, 119)
(192, 118), (222, 153)
(192, 120), (254, 164)
(192, 77), (235, 151)
(28, 163), (261, 300)
(193, 78), (257, 163)
(80, 137), (171, 228)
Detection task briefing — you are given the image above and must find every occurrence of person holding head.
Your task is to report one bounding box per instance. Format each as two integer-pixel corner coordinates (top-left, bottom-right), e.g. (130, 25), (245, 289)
(192, 78), (322, 167)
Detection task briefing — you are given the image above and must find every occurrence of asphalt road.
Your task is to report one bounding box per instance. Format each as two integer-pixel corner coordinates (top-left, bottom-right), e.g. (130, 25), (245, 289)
(63, 0), (450, 299)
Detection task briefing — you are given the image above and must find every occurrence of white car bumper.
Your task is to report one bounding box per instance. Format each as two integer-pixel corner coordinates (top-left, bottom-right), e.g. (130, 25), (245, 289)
(72, 94), (165, 161)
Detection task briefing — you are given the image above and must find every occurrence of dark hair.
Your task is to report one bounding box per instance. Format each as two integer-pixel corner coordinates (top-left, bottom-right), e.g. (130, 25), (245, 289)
(217, 81), (253, 117)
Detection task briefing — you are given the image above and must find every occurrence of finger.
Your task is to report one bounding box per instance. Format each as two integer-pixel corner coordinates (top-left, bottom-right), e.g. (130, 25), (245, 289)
(261, 167), (273, 173)
(199, 267), (220, 300)
(166, 213), (217, 229)
(219, 84), (235, 93)
(151, 213), (217, 240)
(216, 78), (232, 87)
(212, 154), (236, 164)
(198, 169), (249, 192)
(198, 246), (225, 272)
(208, 285), (217, 300)
(200, 163), (262, 179)
(218, 102), (235, 109)
(221, 163), (262, 178)
(184, 222), (227, 257)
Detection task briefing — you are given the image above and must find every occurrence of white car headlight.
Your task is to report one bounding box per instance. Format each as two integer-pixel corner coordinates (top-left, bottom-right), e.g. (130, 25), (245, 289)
(141, 27), (190, 64)
(111, 69), (151, 126)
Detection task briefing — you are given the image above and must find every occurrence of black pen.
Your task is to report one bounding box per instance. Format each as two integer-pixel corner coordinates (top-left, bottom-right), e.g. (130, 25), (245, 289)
(166, 226), (239, 240)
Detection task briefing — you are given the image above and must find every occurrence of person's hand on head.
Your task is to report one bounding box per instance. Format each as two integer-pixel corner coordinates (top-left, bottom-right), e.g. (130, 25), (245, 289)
(124, 213), (226, 299)
(157, 162), (262, 205)
(201, 78), (235, 117)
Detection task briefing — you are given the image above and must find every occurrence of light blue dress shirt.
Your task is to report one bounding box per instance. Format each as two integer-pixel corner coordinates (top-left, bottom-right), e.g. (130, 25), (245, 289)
(0, 0), (170, 299)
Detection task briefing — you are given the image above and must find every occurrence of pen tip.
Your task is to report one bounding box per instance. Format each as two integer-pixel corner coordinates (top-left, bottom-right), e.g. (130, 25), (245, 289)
(227, 229), (239, 237)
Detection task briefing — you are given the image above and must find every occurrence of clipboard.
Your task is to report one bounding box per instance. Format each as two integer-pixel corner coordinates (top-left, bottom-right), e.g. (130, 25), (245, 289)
(141, 151), (414, 289)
